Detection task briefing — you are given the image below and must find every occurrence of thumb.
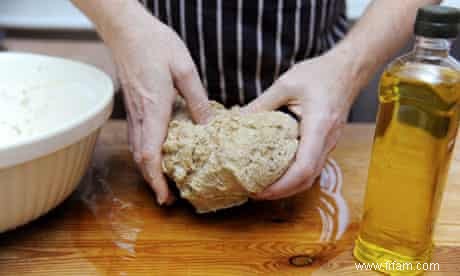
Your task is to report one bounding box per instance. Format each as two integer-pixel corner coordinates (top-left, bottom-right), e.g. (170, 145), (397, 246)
(255, 114), (329, 200)
(241, 80), (288, 114)
(171, 51), (212, 124)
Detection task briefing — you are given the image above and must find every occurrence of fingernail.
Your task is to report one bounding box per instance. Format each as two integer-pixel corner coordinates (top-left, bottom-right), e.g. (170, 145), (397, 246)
(157, 195), (166, 205)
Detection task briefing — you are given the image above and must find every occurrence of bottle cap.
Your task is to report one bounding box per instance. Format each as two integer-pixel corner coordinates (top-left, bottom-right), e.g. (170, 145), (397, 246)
(414, 5), (460, 38)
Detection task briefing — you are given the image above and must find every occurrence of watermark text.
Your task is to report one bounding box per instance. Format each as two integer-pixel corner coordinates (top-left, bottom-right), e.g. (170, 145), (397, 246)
(355, 261), (440, 272)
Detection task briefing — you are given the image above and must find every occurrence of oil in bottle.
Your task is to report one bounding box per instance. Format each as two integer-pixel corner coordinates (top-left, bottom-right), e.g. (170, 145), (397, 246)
(354, 5), (460, 274)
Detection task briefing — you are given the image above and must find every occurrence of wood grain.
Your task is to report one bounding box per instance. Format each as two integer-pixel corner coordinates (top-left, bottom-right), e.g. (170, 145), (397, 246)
(0, 121), (459, 275)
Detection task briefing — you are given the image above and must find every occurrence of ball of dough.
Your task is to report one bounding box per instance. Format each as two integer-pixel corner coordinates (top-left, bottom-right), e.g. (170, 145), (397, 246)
(162, 100), (299, 213)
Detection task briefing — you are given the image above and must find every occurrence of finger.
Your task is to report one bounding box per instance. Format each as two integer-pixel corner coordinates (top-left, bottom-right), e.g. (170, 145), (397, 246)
(259, 118), (344, 200)
(171, 49), (212, 124)
(272, 144), (331, 200)
(126, 114), (138, 155)
(130, 117), (143, 163)
(325, 126), (342, 154)
(123, 94), (143, 162)
(140, 97), (174, 205)
(140, 153), (175, 205)
(255, 115), (330, 200)
(241, 80), (291, 114)
(263, 122), (343, 200)
(288, 105), (303, 119)
(118, 69), (143, 161)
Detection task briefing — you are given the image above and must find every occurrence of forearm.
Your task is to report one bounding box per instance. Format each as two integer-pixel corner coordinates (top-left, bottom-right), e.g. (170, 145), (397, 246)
(328, 0), (441, 98)
(71, 0), (156, 46)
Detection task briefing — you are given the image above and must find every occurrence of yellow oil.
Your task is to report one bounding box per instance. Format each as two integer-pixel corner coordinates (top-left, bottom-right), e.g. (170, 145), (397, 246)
(354, 62), (460, 273)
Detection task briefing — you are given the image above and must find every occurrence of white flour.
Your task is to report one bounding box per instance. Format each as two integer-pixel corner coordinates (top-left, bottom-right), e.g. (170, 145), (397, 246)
(0, 88), (48, 145)
(0, 82), (97, 147)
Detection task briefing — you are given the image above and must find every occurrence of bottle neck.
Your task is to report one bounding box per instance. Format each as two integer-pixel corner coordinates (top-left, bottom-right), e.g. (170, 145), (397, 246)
(413, 36), (452, 59)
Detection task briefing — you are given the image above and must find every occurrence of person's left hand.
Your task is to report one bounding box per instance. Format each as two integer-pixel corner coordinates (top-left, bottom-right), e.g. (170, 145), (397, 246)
(242, 50), (358, 200)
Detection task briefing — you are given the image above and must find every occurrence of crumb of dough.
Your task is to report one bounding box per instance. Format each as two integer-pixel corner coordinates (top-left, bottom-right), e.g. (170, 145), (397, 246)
(162, 100), (299, 213)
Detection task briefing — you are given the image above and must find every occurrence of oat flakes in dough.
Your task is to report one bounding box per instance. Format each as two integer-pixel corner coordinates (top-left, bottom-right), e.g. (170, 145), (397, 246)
(162, 101), (299, 213)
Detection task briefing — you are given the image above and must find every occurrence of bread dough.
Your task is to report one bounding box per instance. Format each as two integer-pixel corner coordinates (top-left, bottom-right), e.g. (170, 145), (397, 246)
(162, 100), (299, 213)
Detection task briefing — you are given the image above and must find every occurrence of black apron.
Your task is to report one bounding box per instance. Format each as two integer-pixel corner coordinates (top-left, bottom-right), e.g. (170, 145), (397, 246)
(141, 0), (348, 106)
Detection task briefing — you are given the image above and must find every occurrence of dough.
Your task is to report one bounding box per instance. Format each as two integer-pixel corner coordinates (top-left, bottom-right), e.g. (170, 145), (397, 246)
(162, 100), (299, 213)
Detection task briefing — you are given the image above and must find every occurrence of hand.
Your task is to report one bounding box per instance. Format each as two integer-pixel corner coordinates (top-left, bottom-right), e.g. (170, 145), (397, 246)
(242, 51), (357, 200)
(110, 12), (211, 205)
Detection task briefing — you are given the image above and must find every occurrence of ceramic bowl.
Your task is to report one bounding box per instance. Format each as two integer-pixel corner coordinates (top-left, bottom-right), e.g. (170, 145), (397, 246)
(0, 53), (113, 233)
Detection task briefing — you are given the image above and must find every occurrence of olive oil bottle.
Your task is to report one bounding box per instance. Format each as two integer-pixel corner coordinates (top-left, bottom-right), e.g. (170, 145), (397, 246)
(354, 6), (460, 274)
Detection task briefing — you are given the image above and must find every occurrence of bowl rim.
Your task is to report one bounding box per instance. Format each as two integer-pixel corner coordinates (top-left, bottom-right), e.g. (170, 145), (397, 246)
(0, 52), (114, 169)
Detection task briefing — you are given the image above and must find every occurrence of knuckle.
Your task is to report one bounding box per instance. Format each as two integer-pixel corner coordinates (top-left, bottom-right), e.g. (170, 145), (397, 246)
(133, 152), (143, 165)
(140, 161), (164, 184)
(189, 100), (209, 114)
(330, 112), (342, 124)
(174, 63), (195, 80)
(321, 117), (335, 128)
(299, 163), (316, 180)
(317, 113), (341, 128)
(150, 173), (165, 187)
(141, 151), (160, 165)
(129, 114), (143, 125)
(277, 76), (300, 94)
(120, 78), (133, 92)
(249, 101), (264, 113)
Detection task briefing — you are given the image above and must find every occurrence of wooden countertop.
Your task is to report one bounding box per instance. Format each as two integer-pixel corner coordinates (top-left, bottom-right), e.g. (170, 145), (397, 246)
(0, 121), (459, 275)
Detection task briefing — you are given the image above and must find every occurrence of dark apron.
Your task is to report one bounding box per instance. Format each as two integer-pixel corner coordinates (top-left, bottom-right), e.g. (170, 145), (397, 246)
(141, 0), (348, 106)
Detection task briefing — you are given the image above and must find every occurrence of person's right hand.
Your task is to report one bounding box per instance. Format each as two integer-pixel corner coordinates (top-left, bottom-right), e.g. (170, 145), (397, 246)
(108, 8), (212, 205)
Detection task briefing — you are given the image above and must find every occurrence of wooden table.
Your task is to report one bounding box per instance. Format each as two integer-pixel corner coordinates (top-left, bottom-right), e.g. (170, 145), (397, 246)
(1, 121), (459, 275)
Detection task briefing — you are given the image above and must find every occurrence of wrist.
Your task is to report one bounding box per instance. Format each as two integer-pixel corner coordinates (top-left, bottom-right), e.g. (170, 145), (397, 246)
(73, 0), (159, 47)
(326, 39), (380, 100)
(322, 44), (362, 99)
(104, 7), (153, 45)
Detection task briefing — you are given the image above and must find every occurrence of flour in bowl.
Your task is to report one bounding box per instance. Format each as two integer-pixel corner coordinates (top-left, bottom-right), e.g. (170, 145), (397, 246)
(0, 87), (48, 145)
(0, 82), (97, 147)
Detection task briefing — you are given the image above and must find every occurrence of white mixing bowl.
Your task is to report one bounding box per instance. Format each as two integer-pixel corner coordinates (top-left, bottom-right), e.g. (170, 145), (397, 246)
(0, 53), (113, 233)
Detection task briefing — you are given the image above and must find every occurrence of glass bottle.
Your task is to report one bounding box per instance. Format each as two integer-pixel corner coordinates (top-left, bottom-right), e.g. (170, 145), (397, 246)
(354, 5), (460, 274)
